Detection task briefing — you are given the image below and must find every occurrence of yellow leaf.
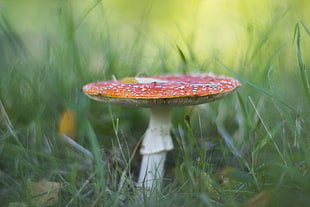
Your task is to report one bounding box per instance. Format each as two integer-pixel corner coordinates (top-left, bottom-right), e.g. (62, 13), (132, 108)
(30, 179), (61, 207)
(59, 109), (77, 139)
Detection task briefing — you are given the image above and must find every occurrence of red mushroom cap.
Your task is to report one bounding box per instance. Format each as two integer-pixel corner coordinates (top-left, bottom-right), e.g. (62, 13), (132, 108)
(83, 73), (241, 108)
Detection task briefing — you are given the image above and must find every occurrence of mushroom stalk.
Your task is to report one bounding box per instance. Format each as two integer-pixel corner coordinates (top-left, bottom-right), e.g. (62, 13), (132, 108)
(137, 107), (174, 191)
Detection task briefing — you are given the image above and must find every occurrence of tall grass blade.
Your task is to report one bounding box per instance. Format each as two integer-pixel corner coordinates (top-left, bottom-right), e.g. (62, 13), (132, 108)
(216, 60), (297, 113)
(248, 96), (287, 166)
(74, 0), (104, 31)
(65, 173), (96, 207)
(0, 15), (27, 55)
(176, 45), (188, 74)
(61, 134), (94, 160)
(0, 99), (23, 148)
(176, 45), (187, 65)
(301, 21), (310, 36)
(294, 22), (310, 107)
(86, 121), (106, 189)
(59, 2), (82, 74)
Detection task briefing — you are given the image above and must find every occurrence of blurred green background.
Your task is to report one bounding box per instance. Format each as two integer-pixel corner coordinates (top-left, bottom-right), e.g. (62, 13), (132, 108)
(2, 0), (309, 66)
(1, 0), (310, 206)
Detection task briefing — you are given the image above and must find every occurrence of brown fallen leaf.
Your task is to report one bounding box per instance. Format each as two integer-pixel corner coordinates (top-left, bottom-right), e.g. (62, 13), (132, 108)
(30, 179), (61, 207)
(218, 167), (254, 188)
(243, 190), (272, 207)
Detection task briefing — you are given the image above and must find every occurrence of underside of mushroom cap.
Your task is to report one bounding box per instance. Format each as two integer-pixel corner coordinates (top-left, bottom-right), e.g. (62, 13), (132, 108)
(83, 73), (241, 108)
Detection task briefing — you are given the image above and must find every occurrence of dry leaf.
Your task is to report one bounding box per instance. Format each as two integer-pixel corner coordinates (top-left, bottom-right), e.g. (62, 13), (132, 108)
(243, 190), (271, 207)
(59, 109), (77, 139)
(30, 179), (61, 207)
(195, 172), (219, 199)
(219, 167), (240, 187)
(203, 172), (217, 193)
(219, 167), (253, 188)
(219, 167), (230, 186)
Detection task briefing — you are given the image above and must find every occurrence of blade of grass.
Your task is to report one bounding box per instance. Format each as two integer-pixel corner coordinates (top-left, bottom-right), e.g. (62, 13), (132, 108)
(216, 60), (298, 113)
(248, 96), (287, 166)
(89, 191), (104, 207)
(252, 121), (285, 155)
(59, 2), (82, 74)
(0, 15), (27, 55)
(176, 45), (188, 74)
(176, 45), (187, 65)
(74, 0), (104, 31)
(294, 22), (310, 107)
(65, 172), (96, 207)
(61, 134), (94, 160)
(216, 122), (261, 190)
(86, 121), (106, 190)
(0, 99), (23, 148)
(301, 21), (310, 36)
(107, 104), (139, 194)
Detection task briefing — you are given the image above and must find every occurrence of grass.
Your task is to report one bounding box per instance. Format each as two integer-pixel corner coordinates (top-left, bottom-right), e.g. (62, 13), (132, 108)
(1, 0), (310, 206)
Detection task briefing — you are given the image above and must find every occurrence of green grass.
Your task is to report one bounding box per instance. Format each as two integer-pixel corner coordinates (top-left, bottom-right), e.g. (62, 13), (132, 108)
(1, 1), (310, 206)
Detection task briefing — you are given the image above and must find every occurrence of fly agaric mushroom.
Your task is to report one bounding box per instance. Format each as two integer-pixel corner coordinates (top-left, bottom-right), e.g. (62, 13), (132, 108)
(83, 73), (241, 192)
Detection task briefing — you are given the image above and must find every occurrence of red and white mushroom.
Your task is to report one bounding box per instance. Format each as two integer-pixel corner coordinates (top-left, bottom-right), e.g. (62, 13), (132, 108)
(83, 73), (241, 192)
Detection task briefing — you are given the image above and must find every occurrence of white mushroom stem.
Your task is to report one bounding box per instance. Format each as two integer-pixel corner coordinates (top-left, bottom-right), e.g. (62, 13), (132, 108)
(137, 107), (174, 191)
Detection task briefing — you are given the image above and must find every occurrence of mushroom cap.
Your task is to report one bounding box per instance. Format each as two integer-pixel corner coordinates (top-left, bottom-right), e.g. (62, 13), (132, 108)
(83, 73), (241, 108)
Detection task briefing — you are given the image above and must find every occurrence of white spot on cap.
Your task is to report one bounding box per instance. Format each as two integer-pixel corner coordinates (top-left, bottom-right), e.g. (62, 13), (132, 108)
(135, 77), (168, 84)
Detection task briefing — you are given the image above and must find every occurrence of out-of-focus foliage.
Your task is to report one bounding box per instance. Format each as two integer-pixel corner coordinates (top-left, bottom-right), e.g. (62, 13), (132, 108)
(1, 0), (310, 206)
(2, 0), (309, 65)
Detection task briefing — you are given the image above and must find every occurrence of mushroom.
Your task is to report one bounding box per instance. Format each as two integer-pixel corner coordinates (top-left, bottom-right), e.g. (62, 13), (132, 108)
(83, 73), (241, 192)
